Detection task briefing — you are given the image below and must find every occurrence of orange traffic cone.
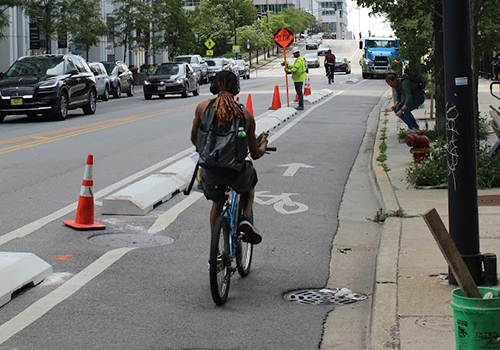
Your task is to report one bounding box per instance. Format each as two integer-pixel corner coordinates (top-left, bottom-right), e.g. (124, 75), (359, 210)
(269, 85), (282, 110)
(294, 93), (298, 102)
(304, 78), (312, 96)
(246, 94), (254, 115)
(63, 154), (106, 230)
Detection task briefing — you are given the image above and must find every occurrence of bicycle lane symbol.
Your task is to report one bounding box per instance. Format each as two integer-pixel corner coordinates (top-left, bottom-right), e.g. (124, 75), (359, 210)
(254, 191), (309, 215)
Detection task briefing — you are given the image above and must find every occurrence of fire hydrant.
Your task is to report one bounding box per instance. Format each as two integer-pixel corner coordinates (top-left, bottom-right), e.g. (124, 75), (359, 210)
(406, 133), (430, 163)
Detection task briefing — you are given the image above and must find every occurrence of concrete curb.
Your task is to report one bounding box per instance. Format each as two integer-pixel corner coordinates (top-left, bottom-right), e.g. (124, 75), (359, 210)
(369, 89), (403, 350)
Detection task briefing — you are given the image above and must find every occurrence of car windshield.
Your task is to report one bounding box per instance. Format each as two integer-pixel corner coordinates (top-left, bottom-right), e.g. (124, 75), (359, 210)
(6, 56), (65, 77)
(206, 58), (224, 67)
(336, 58), (346, 63)
(235, 60), (246, 67)
(175, 56), (198, 64)
(307, 40), (316, 43)
(319, 45), (330, 50)
(152, 64), (182, 75)
(304, 54), (317, 59)
(366, 40), (397, 48)
(102, 63), (118, 75)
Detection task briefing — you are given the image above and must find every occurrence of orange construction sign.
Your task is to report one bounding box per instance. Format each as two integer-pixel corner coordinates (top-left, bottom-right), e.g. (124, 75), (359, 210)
(273, 27), (294, 49)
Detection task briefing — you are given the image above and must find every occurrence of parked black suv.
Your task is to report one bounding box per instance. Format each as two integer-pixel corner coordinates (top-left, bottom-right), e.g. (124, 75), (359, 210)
(0, 54), (98, 122)
(101, 61), (134, 98)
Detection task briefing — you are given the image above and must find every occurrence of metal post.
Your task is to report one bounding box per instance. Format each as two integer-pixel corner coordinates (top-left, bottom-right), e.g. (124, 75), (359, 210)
(442, 0), (482, 284)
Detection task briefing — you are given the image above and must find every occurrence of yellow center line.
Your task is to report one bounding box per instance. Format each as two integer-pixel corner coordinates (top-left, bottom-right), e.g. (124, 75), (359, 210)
(0, 102), (198, 156)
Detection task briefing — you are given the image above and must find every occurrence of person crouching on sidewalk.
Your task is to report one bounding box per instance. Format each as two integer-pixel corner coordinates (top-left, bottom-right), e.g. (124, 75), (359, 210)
(385, 74), (424, 133)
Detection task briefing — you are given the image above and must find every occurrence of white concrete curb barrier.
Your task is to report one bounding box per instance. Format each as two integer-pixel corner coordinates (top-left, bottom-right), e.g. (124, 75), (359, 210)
(0, 252), (52, 307)
(304, 89), (333, 105)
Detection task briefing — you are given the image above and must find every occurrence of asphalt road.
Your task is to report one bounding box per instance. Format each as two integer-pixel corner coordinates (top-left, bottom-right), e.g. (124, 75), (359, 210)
(0, 40), (390, 350)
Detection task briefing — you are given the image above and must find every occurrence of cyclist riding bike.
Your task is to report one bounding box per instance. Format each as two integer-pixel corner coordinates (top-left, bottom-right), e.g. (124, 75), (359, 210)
(190, 71), (268, 245)
(324, 49), (336, 81)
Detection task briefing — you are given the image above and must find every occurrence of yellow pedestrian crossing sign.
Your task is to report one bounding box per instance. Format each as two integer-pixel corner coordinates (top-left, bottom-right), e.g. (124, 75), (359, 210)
(206, 50), (214, 56)
(205, 38), (215, 50)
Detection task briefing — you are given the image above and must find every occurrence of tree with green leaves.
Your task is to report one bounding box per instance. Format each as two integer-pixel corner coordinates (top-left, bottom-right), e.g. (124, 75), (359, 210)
(152, 0), (195, 59)
(0, 0), (18, 40)
(59, 0), (107, 60)
(281, 8), (315, 36)
(109, 0), (142, 63)
(190, 0), (233, 56)
(236, 22), (270, 54)
(23, 0), (68, 54)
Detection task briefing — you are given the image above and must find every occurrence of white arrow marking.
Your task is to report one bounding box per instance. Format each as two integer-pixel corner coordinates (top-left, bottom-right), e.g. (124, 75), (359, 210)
(278, 163), (315, 177)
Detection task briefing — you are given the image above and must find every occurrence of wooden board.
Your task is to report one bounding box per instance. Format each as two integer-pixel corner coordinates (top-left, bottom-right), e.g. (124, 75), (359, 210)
(422, 208), (482, 298)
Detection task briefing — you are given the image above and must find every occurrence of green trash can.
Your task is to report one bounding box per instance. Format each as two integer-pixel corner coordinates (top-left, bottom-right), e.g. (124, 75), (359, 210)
(451, 287), (500, 350)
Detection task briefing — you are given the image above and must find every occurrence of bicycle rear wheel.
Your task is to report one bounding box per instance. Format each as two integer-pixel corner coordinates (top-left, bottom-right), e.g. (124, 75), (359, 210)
(209, 216), (231, 305)
(236, 210), (253, 277)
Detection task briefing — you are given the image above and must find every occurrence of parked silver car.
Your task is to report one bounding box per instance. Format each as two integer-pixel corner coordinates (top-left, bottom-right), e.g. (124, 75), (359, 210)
(174, 55), (208, 84)
(304, 53), (320, 68)
(235, 59), (250, 79)
(89, 62), (110, 101)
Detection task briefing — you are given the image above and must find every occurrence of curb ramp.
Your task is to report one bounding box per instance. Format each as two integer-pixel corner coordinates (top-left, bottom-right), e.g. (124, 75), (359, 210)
(0, 252), (53, 307)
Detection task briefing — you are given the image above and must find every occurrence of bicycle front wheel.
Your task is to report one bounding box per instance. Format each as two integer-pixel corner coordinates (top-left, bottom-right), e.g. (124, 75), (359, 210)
(236, 210), (253, 277)
(209, 216), (231, 305)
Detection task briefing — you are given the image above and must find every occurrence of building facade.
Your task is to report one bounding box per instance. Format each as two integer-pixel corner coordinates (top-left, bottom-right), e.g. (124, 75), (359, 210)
(317, 0), (348, 39)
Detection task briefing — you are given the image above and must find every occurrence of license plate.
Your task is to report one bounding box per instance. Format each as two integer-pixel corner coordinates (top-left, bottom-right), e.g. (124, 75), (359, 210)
(11, 98), (23, 106)
(157, 86), (166, 91)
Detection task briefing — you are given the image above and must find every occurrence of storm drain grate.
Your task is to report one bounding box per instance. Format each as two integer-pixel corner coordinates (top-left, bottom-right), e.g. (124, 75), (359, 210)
(284, 288), (367, 306)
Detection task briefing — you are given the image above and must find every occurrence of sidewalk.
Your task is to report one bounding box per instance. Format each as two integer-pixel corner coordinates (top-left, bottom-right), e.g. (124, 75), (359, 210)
(370, 78), (500, 350)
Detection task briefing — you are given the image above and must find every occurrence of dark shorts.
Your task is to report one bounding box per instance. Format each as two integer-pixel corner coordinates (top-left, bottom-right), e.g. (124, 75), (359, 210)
(200, 161), (258, 205)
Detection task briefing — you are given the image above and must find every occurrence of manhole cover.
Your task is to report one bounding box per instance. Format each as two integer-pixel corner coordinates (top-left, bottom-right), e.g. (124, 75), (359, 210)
(284, 288), (367, 305)
(89, 233), (174, 248)
(478, 195), (500, 206)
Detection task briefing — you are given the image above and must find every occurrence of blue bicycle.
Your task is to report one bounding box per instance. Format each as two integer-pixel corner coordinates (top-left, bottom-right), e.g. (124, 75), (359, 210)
(185, 137), (275, 305)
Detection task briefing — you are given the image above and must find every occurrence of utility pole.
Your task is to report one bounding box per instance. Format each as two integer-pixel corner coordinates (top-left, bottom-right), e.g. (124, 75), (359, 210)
(442, 0), (482, 284)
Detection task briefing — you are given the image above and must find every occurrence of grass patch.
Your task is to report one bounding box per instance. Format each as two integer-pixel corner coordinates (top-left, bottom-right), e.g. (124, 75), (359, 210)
(368, 208), (417, 222)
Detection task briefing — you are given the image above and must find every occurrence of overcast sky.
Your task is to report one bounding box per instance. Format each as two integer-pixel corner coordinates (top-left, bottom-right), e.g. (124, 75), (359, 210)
(346, 1), (395, 38)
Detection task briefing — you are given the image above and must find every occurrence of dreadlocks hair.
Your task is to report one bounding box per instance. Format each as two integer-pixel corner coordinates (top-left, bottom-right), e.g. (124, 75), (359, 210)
(213, 71), (243, 129)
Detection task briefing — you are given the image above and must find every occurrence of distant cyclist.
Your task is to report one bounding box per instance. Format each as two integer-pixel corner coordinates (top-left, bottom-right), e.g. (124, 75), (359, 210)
(191, 71), (268, 245)
(324, 49), (336, 79)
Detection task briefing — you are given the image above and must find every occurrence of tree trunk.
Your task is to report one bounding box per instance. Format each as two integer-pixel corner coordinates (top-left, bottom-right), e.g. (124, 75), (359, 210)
(434, 0), (446, 135)
(123, 34), (128, 63)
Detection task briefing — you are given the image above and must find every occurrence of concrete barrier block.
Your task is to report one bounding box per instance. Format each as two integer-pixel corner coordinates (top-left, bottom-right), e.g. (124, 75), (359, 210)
(304, 93), (323, 105)
(160, 153), (198, 183)
(319, 89), (333, 96)
(0, 252), (52, 307)
(101, 174), (185, 215)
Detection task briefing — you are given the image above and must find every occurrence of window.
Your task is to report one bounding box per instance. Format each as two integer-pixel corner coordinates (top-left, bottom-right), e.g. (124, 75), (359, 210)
(65, 57), (76, 73)
(73, 56), (87, 73)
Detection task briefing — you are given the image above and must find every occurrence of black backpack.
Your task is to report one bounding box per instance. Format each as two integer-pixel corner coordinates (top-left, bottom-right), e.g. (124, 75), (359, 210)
(197, 100), (248, 172)
(405, 74), (427, 90)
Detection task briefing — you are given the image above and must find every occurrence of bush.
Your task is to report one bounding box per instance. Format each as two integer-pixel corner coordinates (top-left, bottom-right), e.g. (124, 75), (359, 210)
(406, 137), (500, 188)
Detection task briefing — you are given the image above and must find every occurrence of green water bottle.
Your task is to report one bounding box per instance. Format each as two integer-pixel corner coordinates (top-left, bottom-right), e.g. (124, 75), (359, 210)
(237, 127), (247, 139)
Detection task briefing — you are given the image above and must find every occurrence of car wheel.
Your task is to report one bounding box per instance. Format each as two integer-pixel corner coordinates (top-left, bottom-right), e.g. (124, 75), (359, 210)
(127, 82), (134, 97)
(53, 91), (69, 121)
(83, 88), (97, 115)
(102, 86), (109, 101)
(193, 82), (200, 96)
(144, 94), (152, 100)
(159, 94), (165, 99)
(113, 84), (121, 98)
(0, 113), (5, 123)
(181, 85), (188, 98)
(247, 73), (250, 79)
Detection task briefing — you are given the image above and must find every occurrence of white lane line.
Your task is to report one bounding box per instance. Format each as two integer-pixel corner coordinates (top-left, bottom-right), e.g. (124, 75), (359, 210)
(148, 192), (204, 234)
(0, 147), (194, 247)
(0, 247), (134, 345)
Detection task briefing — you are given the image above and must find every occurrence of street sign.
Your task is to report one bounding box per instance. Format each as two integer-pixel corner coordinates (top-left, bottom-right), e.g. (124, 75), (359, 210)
(205, 38), (215, 50)
(273, 27), (294, 49)
(232, 45), (240, 53)
(206, 50), (214, 56)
